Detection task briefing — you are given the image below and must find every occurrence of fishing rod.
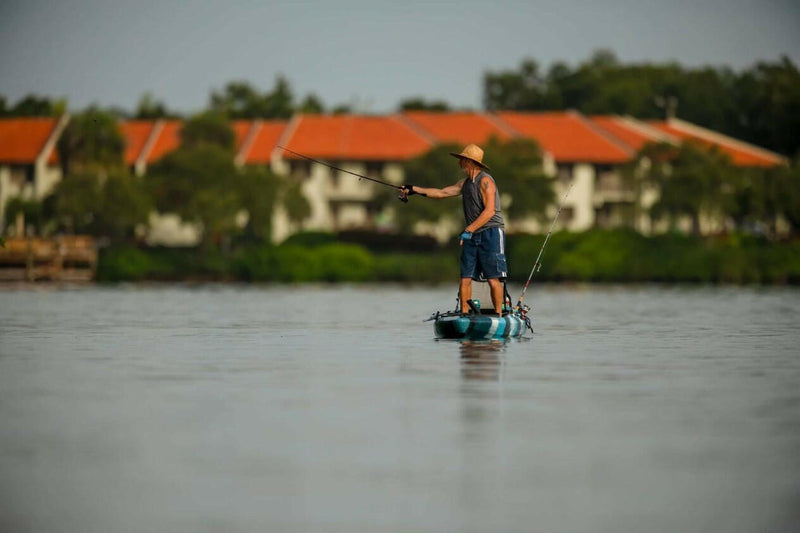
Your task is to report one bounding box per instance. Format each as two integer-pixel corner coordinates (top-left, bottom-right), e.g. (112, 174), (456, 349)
(516, 181), (574, 309)
(276, 146), (409, 202)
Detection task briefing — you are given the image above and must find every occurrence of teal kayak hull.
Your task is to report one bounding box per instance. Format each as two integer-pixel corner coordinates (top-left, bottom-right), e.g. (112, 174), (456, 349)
(433, 312), (528, 340)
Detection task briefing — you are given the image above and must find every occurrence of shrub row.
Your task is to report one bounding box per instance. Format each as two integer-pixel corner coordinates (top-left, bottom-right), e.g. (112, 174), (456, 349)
(97, 230), (800, 284)
(507, 230), (800, 284)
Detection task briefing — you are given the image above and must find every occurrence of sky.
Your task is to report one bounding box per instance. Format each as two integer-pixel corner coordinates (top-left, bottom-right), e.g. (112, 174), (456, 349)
(1, 0), (798, 115)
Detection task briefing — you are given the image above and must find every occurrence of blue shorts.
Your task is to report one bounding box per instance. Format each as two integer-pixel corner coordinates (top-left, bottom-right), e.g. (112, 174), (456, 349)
(460, 227), (508, 281)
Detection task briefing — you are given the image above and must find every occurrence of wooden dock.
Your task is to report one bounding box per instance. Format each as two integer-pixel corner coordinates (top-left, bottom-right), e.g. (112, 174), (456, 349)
(0, 236), (97, 281)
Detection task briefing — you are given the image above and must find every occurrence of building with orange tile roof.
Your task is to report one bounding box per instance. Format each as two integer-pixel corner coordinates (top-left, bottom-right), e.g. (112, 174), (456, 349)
(145, 120), (182, 164)
(270, 114), (433, 237)
(236, 120), (288, 166)
(495, 111), (633, 164)
(120, 121), (156, 166)
(280, 114), (432, 161)
(487, 111), (636, 231)
(120, 120), (160, 176)
(400, 111), (513, 146)
(0, 116), (69, 234)
(4, 110), (791, 241)
(589, 115), (679, 152)
(648, 117), (786, 167)
(231, 120), (252, 152)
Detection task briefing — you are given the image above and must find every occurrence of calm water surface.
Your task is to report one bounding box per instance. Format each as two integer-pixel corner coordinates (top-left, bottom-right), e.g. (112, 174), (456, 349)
(1, 284), (799, 532)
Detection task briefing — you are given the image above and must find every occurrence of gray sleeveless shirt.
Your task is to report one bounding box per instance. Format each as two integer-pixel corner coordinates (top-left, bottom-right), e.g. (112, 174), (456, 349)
(462, 171), (504, 232)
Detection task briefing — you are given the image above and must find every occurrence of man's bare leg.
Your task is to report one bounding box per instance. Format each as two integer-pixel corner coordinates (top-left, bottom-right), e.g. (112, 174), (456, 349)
(460, 278), (472, 314)
(488, 278), (504, 314)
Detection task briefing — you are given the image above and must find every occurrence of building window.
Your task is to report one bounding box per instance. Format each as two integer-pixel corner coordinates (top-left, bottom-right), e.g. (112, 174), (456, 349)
(366, 161), (384, 178)
(557, 164), (573, 184)
(291, 160), (311, 177)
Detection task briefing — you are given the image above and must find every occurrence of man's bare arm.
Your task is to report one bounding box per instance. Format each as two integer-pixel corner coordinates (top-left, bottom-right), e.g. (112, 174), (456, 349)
(405, 179), (465, 199)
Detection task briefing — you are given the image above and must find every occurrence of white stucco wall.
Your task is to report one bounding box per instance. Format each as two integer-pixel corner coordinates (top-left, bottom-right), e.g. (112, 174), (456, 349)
(145, 212), (202, 246)
(301, 162), (335, 231)
(34, 163), (62, 199)
(566, 163), (595, 231)
(0, 166), (13, 233)
(0, 165), (37, 235)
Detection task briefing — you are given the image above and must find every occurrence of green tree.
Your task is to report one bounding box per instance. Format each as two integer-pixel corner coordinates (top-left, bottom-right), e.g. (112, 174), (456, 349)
(733, 57), (800, 157)
(50, 172), (102, 234)
(331, 104), (353, 115)
(96, 172), (152, 240)
(298, 94), (325, 114)
(723, 166), (782, 235)
(147, 145), (241, 246)
(483, 137), (554, 222)
(134, 92), (177, 119)
(282, 181), (311, 227)
(398, 97), (451, 112)
(180, 110), (235, 151)
(777, 160), (800, 234)
(47, 170), (150, 240)
(4, 198), (44, 234)
(209, 77), (306, 119)
(57, 108), (125, 175)
(0, 94), (67, 117)
(210, 81), (261, 118)
(260, 76), (295, 118)
(638, 142), (733, 235)
(236, 165), (281, 242)
(482, 51), (798, 156)
(393, 144), (464, 232)
(483, 59), (548, 111)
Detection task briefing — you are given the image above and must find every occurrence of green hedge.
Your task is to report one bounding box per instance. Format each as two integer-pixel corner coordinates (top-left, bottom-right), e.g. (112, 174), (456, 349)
(98, 230), (800, 284)
(506, 230), (800, 284)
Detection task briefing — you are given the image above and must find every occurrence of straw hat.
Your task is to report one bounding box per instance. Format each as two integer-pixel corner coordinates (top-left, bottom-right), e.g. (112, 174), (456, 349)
(450, 144), (490, 170)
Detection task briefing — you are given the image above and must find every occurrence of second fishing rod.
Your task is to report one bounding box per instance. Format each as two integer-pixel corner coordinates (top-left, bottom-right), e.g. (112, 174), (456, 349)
(515, 181), (574, 310)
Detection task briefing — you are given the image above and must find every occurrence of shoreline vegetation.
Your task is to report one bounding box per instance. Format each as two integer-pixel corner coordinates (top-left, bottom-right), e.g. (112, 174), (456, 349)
(96, 230), (800, 285)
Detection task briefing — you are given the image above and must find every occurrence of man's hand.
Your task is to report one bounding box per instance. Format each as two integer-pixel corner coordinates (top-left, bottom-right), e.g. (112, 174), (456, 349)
(460, 230), (472, 246)
(397, 184), (413, 203)
(398, 184), (419, 203)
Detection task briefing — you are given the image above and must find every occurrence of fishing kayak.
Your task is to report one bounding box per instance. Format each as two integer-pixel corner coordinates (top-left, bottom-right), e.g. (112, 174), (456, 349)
(430, 310), (530, 340)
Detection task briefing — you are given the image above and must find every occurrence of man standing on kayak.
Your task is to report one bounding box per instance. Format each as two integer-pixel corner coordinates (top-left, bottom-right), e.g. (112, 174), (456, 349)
(400, 144), (508, 316)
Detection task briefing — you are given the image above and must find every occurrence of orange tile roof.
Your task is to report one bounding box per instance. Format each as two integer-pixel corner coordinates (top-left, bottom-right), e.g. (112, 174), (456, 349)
(146, 120), (182, 163)
(282, 114), (431, 161)
(120, 120), (156, 165)
(0, 118), (60, 164)
(495, 111), (632, 163)
(648, 119), (784, 167)
(401, 111), (512, 145)
(232, 120), (252, 152)
(245, 120), (288, 163)
(589, 115), (676, 152)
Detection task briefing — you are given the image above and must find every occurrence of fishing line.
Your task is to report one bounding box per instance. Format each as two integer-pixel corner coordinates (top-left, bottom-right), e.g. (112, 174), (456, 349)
(515, 181), (574, 309)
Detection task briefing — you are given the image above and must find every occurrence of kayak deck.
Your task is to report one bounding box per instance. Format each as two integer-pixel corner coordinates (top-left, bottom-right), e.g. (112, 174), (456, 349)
(431, 310), (530, 340)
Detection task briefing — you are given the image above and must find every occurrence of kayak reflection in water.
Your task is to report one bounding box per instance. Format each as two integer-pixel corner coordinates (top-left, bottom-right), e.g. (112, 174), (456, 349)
(460, 339), (506, 381)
